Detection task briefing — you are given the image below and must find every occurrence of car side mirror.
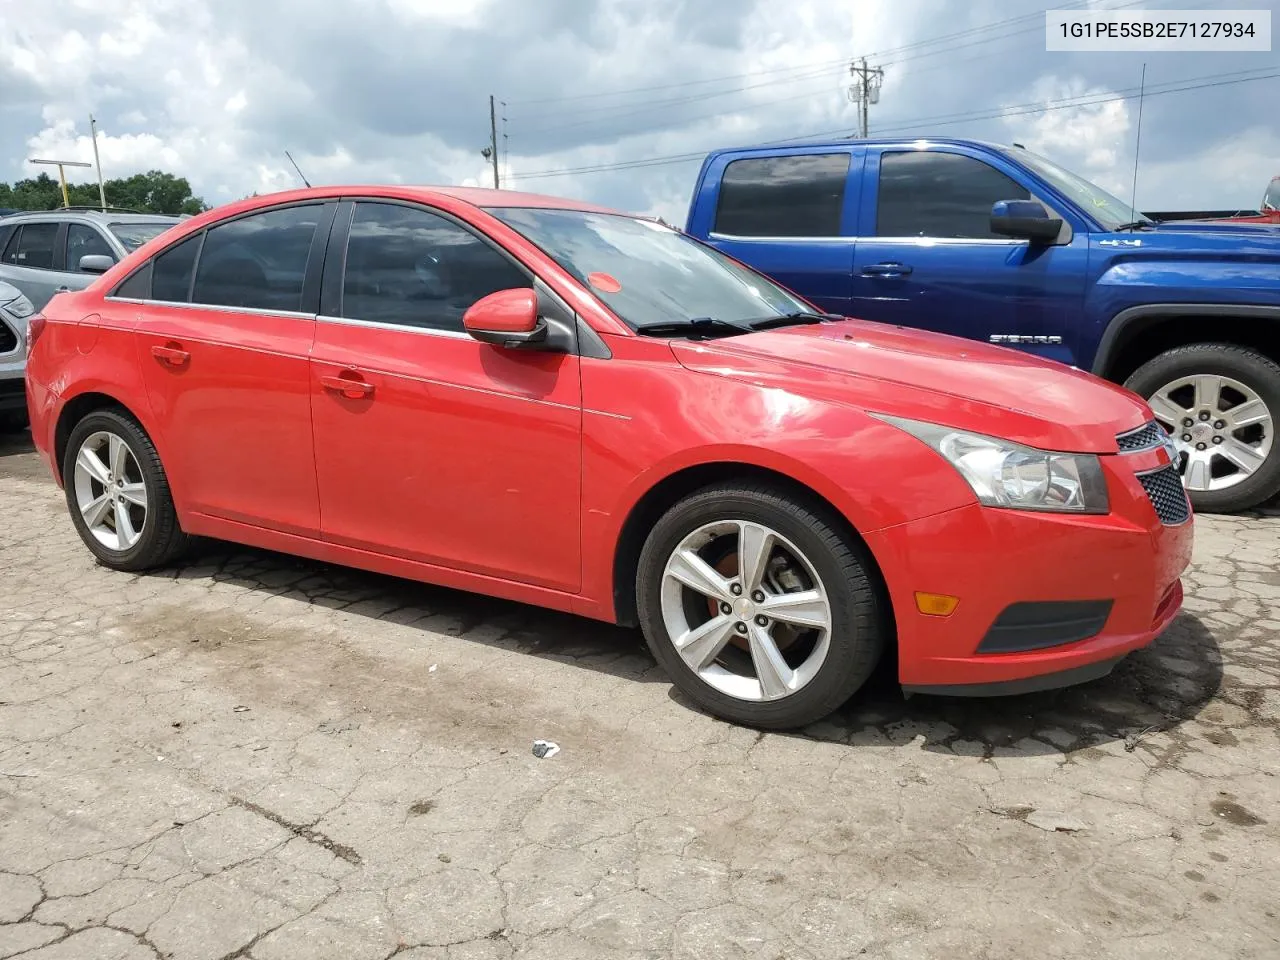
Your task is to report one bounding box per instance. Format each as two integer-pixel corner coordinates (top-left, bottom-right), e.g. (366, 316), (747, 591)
(79, 254), (115, 274)
(990, 200), (1063, 243)
(462, 288), (548, 349)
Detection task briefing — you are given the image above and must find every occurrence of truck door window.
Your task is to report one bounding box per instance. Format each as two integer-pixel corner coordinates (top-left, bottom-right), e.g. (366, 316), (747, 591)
(714, 154), (850, 238)
(877, 151), (1029, 239)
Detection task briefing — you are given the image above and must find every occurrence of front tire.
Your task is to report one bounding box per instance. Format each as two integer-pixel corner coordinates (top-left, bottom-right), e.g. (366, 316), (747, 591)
(62, 409), (189, 571)
(636, 483), (886, 730)
(1125, 343), (1280, 514)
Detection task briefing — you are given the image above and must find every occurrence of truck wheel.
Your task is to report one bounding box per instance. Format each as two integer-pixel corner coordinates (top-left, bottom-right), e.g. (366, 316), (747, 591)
(636, 482), (886, 730)
(1125, 343), (1280, 514)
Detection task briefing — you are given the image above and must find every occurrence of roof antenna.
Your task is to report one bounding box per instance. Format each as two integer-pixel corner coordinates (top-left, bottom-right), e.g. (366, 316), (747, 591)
(285, 150), (311, 188)
(1127, 63), (1146, 231)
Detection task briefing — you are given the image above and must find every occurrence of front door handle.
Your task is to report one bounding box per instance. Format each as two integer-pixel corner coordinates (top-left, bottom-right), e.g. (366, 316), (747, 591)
(320, 373), (375, 400)
(861, 262), (913, 278)
(150, 343), (190, 366)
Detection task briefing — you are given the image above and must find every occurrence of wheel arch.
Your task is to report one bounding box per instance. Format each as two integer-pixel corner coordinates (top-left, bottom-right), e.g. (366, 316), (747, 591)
(1091, 304), (1280, 384)
(609, 460), (892, 631)
(53, 390), (154, 486)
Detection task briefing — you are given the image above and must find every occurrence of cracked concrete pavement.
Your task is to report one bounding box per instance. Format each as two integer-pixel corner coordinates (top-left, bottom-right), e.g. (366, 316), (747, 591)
(1, 432), (1278, 960)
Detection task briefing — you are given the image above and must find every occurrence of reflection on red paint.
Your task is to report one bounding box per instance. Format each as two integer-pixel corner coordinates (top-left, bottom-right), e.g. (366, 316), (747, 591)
(588, 272), (622, 294)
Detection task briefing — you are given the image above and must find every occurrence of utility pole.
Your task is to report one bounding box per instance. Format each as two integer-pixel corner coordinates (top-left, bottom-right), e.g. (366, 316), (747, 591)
(847, 58), (884, 138)
(89, 115), (107, 210)
(29, 158), (92, 208)
(488, 95), (500, 189)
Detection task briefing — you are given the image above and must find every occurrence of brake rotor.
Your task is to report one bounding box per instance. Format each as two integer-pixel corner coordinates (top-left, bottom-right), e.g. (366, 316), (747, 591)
(707, 551), (805, 653)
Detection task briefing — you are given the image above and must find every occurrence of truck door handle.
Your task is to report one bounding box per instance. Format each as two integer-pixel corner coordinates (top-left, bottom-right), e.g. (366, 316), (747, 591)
(861, 262), (913, 278)
(55, 286), (71, 293)
(320, 373), (375, 399)
(150, 343), (190, 366)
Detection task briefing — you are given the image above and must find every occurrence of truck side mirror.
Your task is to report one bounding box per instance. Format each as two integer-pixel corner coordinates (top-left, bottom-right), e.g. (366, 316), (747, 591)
(990, 200), (1063, 243)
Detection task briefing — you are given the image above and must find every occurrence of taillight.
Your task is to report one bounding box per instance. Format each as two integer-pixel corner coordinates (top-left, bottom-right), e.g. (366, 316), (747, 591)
(26, 314), (47, 355)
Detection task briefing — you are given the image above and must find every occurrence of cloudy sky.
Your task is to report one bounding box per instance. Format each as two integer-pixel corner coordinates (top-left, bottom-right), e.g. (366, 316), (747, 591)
(3, 0), (1277, 221)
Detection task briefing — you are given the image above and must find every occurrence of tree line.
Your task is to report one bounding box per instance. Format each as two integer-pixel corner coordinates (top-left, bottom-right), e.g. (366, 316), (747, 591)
(0, 170), (208, 215)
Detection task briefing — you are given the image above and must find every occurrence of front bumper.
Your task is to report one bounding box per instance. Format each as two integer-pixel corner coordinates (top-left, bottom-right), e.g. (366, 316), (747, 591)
(866, 449), (1193, 694)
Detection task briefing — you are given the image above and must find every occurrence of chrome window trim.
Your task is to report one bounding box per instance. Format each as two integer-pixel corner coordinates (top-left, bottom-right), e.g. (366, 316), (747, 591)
(316, 313), (472, 340)
(104, 296), (314, 320)
(867, 236), (1031, 246)
(708, 232), (853, 243)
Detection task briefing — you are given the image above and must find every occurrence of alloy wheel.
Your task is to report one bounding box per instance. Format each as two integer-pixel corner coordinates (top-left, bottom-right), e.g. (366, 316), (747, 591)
(659, 519), (832, 702)
(1147, 374), (1273, 492)
(73, 430), (149, 551)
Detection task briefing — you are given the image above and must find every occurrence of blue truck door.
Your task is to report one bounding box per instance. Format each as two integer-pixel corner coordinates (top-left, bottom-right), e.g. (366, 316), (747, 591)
(850, 145), (1089, 367)
(690, 149), (861, 317)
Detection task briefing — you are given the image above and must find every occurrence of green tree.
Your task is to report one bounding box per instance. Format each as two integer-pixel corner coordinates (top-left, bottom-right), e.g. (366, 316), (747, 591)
(0, 169), (208, 214)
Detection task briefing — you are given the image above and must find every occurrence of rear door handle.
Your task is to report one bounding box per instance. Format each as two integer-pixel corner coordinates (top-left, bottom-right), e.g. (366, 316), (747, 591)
(150, 343), (190, 366)
(861, 262), (913, 278)
(320, 373), (375, 399)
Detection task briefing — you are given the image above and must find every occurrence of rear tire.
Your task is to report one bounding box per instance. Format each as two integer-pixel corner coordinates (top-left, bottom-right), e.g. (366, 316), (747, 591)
(1125, 343), (1280, 514)
(636, 482), (886, 730)
(62, 410), (189, 571)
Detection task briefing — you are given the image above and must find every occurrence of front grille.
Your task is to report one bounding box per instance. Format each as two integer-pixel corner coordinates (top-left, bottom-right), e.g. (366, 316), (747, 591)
(1138, 464), (1191, 525)
(0, 319), (16, 355)
(1117, 420), (1166, 452)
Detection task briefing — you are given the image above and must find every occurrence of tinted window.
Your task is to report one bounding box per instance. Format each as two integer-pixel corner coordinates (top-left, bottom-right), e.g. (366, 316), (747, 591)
(0, 224), (14, 255)
(67, 224), (116, 272)
(342, 202), (530, 332)
(152, 234), (201, 302)
(1, 223), (59, 269)
(714, 154), (850, 238)
(877, 151), (1030, 239)
(192, 205), (320, 312)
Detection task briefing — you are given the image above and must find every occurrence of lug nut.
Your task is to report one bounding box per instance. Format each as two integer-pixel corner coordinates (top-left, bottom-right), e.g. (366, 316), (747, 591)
(754, 615), (769, 627)
(735, 622), (748, 635)
(1213, 436), (1223, 445)
(751, 590), (765, 603)
(1182, 434), (1192, 442)
(720, 602), (732, 615)
(1196, 442), (1207, 451)
(730, 583), (742, 596)
(1182, 418), (1194, 427)
(1214, 420), (1225, 430)
(1199, 411), (1211, 421)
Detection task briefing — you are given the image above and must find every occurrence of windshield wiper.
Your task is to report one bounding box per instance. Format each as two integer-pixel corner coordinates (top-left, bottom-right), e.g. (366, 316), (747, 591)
(745, 310), (842, 330)
(1114, 220), (1155, 231)
(634, 316), (754, 340)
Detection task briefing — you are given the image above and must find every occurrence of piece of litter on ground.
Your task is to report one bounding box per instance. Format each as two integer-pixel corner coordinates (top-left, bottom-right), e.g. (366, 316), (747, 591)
(1024, 810), (1087, 833)
(428, 664), (438, 673)
(532, 740), (560, 759)
(233, 706), (250, 713)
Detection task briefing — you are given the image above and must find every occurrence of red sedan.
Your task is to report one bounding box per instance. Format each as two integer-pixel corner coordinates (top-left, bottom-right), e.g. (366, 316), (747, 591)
(25, 186), (1194, 729)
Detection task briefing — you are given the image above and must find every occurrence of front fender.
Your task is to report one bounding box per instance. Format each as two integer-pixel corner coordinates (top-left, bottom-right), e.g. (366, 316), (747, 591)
(1089, 302), (1280, 376)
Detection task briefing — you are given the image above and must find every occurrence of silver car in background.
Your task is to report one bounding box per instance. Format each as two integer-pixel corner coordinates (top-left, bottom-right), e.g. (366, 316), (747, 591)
(0, 209), (183, 311)
(0, 280), (35, 431)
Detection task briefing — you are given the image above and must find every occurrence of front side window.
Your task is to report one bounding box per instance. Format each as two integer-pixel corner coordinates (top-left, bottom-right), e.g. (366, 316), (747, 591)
(488, 207), (809, 330)
(191, 205), (321, 312)
(1, 222), (59, 270)
(342, 202), (530, 332)
(714, 154), (850, 238)
(877, 151), (1030, 239)
(67, 224), (116, 272)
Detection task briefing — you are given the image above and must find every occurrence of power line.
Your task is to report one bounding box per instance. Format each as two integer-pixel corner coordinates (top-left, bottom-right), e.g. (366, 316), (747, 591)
(505, 66), (1278, 183)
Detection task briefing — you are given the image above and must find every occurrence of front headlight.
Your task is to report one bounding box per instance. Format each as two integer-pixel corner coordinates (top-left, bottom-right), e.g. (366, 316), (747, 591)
(874, 414), (1110, 514)
(0, 292), (34, 320)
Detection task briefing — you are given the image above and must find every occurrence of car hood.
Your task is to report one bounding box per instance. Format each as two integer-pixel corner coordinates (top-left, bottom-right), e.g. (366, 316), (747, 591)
(1147, 219), (1280, 237)
(670, 320), (1151, 454)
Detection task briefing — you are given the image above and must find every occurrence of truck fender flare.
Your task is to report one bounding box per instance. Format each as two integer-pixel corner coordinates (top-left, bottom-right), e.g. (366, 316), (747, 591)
(1091, 303), (1280, 377)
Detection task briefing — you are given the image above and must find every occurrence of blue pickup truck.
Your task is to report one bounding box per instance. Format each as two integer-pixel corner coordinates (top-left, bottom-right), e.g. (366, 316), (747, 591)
(684, 138), (1280, 513)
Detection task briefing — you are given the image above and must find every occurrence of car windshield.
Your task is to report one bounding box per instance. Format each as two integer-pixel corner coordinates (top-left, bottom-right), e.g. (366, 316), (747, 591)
(1003, 147), (1146, 230)
(1264, 181), (1280, 212)
(485, 207), (809, 331)
(109, 221), (178, 251)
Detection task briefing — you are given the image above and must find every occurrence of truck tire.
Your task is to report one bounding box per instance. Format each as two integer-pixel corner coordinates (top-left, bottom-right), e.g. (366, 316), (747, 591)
(1125, 343), (1280, 514)
(636, 482), (887, 729)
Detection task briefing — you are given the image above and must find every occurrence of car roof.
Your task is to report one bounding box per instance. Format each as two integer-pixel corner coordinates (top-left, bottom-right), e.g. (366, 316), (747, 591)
(0, 209), (183, 224)
(704, 136), (1013, 158)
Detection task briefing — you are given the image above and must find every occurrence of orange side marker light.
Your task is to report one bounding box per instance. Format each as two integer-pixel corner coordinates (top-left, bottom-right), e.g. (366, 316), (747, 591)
(915, 592), (959, 617)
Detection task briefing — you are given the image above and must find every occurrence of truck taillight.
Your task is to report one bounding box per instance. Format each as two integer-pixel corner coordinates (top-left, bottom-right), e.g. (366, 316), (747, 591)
(26, 314), (46, 355)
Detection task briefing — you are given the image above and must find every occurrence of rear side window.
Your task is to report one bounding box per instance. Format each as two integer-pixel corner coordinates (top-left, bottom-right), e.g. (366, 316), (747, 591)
(67, 224), (117, 272)
(877, 151), (1030, 239)
(191, 205), (321, 312)
(151, 234), (202, 302)
(0, 224), (14, 255)
(341, 201), (530, 332)
(714, 154), (850, 238)
(1, 222), (59, 269)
